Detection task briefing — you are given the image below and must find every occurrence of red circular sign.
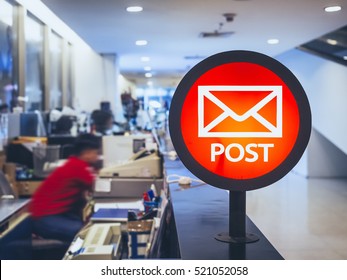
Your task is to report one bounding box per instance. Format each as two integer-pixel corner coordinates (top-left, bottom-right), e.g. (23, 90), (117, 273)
(181, 62), (300, 180)
(169, 51), (311, 191)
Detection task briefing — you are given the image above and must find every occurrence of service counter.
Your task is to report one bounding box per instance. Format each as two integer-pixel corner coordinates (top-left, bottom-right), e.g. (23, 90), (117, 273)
(0, 198), (31, 259)
(165, 157), (283, 260)
(0, 199), (29, 223)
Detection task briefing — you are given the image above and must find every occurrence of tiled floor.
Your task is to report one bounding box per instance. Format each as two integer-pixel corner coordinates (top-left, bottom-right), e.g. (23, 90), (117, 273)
(246, 172), (347, 259)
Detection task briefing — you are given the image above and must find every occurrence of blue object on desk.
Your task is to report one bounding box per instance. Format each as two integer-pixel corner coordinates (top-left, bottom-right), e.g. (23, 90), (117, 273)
(143, 196), (161, 213)
(147, 190), (155, 200)
(91, 208), (128, 222)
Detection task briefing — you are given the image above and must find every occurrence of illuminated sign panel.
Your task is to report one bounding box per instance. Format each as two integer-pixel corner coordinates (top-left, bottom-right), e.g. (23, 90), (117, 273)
(170, 51), (311, 191)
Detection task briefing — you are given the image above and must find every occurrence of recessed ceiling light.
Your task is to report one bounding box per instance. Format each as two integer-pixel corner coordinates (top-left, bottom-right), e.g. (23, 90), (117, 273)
(141, 56), (150, 62)
(145, 72), (152, 78)
(136, 40), (148, 46)
(326, 38), (338, 45)
(126, 6), (143, 13)
(267, 38), (279, 45)
(324, 6), (341, 12)
(144, 66), (152, 71)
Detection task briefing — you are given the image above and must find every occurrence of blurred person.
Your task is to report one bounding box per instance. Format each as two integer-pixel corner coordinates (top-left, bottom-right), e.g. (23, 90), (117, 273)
(30, 133), (101, 243)
(52, 115), (73, 135)
(90, 109), (113, 135)
(0, 103), (9, 113)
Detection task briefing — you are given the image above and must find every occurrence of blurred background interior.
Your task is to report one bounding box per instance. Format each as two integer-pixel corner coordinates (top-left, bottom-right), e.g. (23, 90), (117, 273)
(0, 0), (347, 260)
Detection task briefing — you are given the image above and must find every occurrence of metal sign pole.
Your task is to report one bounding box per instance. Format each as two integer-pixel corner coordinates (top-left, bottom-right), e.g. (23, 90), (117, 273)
(215, 191), (259, 243)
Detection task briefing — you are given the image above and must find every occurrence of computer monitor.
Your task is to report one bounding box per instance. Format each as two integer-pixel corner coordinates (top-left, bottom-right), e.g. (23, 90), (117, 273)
(20, 113), (38, 136)
(100, 101), (111, 112)
(19, 112), (47, 137)
(48, 136), (76, 159)
(47, 135), (76, 146)
(102, 135), (153, 167)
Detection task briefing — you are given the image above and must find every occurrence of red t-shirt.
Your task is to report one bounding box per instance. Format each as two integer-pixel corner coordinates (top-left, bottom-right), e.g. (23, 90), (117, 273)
(30, 156), (95, 218)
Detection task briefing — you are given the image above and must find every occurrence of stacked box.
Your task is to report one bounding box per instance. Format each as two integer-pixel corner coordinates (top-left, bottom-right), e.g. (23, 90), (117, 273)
(128, 220), (153, 259)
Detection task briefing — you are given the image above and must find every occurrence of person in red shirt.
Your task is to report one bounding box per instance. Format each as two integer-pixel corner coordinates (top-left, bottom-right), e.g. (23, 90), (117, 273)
(30, 133), (101, 243)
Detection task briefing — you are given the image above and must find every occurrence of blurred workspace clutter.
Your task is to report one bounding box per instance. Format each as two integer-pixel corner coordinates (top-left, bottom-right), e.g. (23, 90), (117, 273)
(0, 102), (173, 260)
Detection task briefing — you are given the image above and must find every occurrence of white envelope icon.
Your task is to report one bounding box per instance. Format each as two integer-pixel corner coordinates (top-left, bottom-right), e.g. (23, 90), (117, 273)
(198, 86), (282, 138)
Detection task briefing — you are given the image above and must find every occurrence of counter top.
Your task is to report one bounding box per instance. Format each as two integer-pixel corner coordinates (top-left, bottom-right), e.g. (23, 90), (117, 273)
(165, 158), (283, 260)
(0, 199), (30, 224)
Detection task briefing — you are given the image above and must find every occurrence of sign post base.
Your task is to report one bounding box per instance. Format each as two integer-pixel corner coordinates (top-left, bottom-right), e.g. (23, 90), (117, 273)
(215, 191), (259, 244)
(215, 232), (259, 243)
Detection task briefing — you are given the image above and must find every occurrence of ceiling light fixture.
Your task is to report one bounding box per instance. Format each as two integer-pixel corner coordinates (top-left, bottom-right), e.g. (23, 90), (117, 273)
(136, 40), (148, 46)
(267, 38), (279, 45)
(126, 6), (143, 13)
(144, 66), (151, 71)
(324, 6), (342, 12)
(141, 56), (150, 62)
(145, 72), (152, 78)
(343, 56), (347, 60)
(326, 38), (338, 45)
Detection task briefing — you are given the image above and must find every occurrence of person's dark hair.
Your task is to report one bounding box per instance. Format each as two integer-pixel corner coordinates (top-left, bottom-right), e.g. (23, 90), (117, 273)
(0, 103), (9, 112)
(91, 110), (113, 133)
(54, 116), (73, 134)
(74, 133), (101, 155)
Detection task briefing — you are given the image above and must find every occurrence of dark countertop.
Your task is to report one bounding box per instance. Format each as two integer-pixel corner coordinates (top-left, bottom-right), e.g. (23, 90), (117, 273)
(165, 158), (283, 260)
(0, 199), (30, 224)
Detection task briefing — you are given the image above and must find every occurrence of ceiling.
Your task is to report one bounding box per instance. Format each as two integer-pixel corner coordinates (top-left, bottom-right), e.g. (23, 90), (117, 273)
(41, 0), (347, 88)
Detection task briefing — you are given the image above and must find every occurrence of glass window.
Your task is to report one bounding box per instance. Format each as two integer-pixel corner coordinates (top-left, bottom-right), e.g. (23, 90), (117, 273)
(49, 31), (63, 109)
(300, 25), (347, 67)
(66, 43), (74, 108)
(0, 0), (14, 111)
(25, 14), (44, 112)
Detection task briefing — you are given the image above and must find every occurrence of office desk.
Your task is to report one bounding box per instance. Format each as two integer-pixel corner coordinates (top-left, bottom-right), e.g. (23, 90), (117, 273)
(64, 196), (163, 260)
(165, 158), (283, 260)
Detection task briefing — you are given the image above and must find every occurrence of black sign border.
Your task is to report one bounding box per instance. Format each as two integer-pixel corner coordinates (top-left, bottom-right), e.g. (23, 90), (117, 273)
(169, 50), (311, 191)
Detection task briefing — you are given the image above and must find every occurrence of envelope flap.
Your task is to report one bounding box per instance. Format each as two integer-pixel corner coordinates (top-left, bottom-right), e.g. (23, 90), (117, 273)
(198, 85), (282, 138)
(203, 93), (230, 126)
(207, 111), (274, 133)
(208, 90), (274, 116)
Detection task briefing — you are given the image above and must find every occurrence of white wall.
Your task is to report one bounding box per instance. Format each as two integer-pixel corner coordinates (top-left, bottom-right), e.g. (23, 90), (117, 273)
(277, 49), (347, 177)
(292, 150), (308, 177)
(118, 75), (137, 98)
(293, 129), (347, 178)
(277, 49), (347, 154)
(307, 129), (347, 178)
(73, 52), (118, 113)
